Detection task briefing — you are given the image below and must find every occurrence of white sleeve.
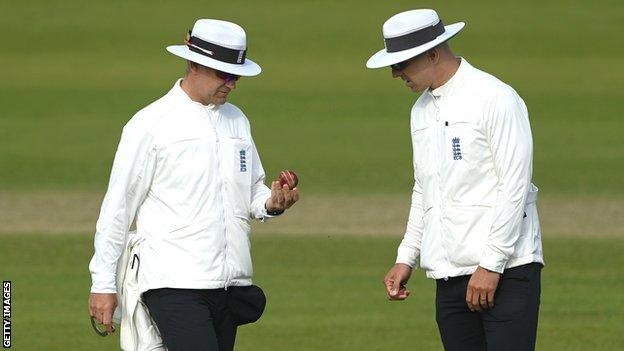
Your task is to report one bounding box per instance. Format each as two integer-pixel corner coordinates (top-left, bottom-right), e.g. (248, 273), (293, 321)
(479, 88), (533, 273)
(88, 124), (157, 293)
(396, 127), (425, 268)
(248, 136), (275, 221)
(396, 178), (424, 268)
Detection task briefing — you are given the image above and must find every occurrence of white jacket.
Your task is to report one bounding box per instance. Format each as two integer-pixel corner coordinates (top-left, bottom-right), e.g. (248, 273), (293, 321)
(89, 79), (276, 294)
(396, 59), (544, 279)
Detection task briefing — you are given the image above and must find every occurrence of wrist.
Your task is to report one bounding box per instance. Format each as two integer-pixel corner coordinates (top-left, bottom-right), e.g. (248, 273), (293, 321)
(265, 203), (284, 216)
(478, 266), (500, 275)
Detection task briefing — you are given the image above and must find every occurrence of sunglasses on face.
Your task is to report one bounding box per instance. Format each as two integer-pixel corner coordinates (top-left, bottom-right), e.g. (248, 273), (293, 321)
(90, 316), (115, 337)
(391, 52), (426, 71)
(391, 60), (409, 71)
(215, 70), (240, 83)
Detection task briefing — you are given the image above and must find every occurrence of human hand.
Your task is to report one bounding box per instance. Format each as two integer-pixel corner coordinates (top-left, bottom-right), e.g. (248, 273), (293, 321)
(383, 263), (413, 300)
(265, 180), (299, 213)
(88, 293), (117, 335)
(466, 266), (500, 312)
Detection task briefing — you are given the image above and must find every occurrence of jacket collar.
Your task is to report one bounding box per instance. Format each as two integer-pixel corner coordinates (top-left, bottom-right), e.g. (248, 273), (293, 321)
(169, 78), (218, 110)
(429, 57), (470, 99)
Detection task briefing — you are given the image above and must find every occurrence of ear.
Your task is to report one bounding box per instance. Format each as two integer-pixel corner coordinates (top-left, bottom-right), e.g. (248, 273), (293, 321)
(188, 61), (200, 73)
(427, 48), (440, 64)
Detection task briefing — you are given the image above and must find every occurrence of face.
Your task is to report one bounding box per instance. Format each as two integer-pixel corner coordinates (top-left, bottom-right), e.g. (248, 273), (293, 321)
(391, 52), (436, 93)
(190, 64), (240, 105)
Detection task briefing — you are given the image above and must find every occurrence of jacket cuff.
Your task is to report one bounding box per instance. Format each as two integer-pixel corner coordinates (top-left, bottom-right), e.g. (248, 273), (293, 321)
(257, 202), (283, 222)
(395, 246), (419, 269)
(479, 247), (508, 273)
(90, 274), (117, 294)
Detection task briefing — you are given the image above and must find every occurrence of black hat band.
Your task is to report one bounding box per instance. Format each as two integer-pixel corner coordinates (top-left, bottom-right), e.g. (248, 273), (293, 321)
(188, 34), (247, 65)
(384, 20), (445, 53)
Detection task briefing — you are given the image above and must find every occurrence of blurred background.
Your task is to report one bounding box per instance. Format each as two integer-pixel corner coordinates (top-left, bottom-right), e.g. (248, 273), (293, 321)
(1, 0), (622, 350)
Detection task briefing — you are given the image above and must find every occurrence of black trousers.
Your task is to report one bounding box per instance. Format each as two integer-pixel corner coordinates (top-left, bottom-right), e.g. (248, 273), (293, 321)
(143, 288), (237, 351)
(436, 263), (542, 351)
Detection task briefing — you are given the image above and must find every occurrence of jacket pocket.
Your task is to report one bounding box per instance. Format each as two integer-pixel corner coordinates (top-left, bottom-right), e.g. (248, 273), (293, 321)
(420, 205), (444, 270)
(411, 123), (434, 176)
(511, 184), (541, 259)
(443, 203), (493, 267)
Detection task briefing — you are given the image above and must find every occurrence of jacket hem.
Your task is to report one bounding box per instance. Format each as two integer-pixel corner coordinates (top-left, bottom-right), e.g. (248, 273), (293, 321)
(424, 253), (544, 279)
(140, 278), (253, 294)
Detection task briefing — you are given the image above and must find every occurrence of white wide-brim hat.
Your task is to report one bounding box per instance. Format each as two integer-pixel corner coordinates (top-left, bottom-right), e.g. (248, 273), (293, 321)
(167, 19), (261, 76)
(366, 9), (465, 69)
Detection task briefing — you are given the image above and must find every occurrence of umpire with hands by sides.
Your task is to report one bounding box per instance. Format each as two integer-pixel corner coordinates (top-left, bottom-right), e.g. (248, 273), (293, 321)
(367, 9), (544, 351)
(88, 18), (299, 350)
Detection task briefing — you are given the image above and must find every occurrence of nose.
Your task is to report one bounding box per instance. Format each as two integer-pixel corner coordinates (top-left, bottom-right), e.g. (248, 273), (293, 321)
(391, 68), (401, 78)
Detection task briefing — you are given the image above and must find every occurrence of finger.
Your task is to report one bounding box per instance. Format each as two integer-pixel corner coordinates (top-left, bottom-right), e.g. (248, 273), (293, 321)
(396, 286), (410, 300)
(472, 289), (482, 312)
(479, 292), (489, 310)
(386, 283), (395, 300)
(280, 185), (291, 206)
(283, 195), (293, 209)
(268, 182), (277, 201)
(384, 278), (395, 295)
(284, 190), (298, 208)
(384, 276), (401, 300)
(92, 309), (103, 324)
(390, 275), (402, 297)
(466, 287), (474, 311)
(487, 289), (495, 309)
(101, 309), (113, 328)
(292, 188), (299, 202)
(277, 188), (286, 207)
(92, 310), (103, 324)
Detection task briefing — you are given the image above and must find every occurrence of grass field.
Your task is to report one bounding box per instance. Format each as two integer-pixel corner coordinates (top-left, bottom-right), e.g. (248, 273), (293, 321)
(1, 0), (623, 195)
(1, 0), (623, 350)
(1, 234), (623, 350)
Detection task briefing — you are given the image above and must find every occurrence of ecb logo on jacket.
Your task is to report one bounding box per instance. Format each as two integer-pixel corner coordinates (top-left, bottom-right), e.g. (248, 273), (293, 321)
(452, 137), (462, 160)
(239, 150), (247, 172)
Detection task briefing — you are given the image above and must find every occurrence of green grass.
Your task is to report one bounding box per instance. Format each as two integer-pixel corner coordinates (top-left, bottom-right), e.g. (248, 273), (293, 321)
(1, 234), (622, 350)
(1, 0), (623, 195)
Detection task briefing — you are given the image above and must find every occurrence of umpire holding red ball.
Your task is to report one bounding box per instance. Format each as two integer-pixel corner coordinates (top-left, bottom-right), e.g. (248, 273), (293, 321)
(88, 19), (298, 350)
(367, 9), (544, 351)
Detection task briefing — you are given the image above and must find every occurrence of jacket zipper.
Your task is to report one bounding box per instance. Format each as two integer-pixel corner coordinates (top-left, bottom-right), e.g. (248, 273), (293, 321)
(431, 93), (452, 275)
(208, 108), (231, 289)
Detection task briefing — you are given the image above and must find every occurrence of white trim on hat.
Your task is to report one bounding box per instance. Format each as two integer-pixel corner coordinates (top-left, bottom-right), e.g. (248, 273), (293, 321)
(366, 22), (465, 69)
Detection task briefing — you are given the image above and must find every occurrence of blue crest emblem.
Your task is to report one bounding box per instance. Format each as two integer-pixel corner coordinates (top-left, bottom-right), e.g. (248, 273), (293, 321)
(239, 150), (247, 172)
(452, 137), (462, 160)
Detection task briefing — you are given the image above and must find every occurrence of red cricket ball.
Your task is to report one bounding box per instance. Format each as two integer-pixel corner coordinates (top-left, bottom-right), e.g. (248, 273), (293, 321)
(278, 170), (299, 188)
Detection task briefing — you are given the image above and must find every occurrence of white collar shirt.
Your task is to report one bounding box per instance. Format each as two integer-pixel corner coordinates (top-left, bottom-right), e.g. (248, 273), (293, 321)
(396, 59), (544, 278)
